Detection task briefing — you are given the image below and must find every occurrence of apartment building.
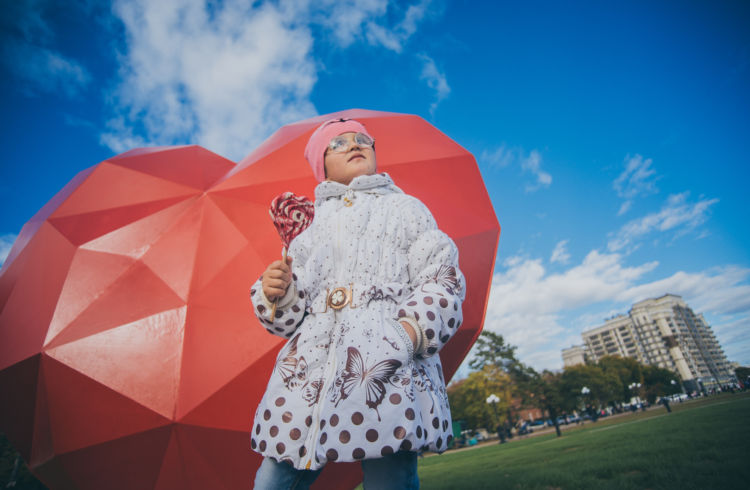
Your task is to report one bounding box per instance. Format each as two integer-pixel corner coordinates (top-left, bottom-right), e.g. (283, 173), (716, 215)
(564, 294), (734, 391)
(561, 344), (588, 367)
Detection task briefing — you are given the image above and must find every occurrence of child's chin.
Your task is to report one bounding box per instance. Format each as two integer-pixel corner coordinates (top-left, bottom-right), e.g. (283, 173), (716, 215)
(332, 170), (373, 185)
(354, 169), (377, 178)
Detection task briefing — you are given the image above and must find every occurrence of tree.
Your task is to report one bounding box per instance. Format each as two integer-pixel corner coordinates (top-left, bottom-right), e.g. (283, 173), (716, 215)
(561, 364), (618, 408)
(468, 331), (537, 409)
(597, 356), (643, 402)
(466, 331), (579, 437)
(447, 366), (513, 430)
(641, 365), (681, 403)
(522, 369), (573, 437)
(468, 331), (520, 373)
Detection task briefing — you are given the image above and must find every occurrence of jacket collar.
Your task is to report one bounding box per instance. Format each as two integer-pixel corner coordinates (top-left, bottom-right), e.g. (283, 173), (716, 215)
(315, 173), (401, 202)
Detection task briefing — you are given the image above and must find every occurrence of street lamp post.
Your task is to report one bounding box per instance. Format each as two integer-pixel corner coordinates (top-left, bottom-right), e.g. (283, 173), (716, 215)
(580, 386), (595, 422)
(580, 386), (591, 422)
(661, 381), (676, 412)
(486, 394), (502, 443)
(669, 379), (680, 402)
(628, 382), (642, 412)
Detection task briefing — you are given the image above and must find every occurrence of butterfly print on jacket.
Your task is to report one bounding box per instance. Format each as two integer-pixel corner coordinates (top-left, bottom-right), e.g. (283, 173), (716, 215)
(412, 365), (438, 414)
(302, 378), (324, 407)
(362, 286), (400, 306)
(287, 356), (308, 390)
(389, 372), (414, 402)
(422, 264), (459, 294)
(334, 347), (402, 421)
(274, 334), (308, 391)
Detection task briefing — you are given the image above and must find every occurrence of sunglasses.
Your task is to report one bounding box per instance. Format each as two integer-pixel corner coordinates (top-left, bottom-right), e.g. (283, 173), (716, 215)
(327, 132), (374, 154)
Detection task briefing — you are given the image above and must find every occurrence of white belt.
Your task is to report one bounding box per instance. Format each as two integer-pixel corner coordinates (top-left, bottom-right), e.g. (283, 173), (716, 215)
(316, 283), (405, 313)
(323, 284), (358, 312)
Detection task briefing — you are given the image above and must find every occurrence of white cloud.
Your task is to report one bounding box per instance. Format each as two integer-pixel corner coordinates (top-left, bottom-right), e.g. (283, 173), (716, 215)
(480, 145), (514, 169)
(550, 240), (570, 264)
(418, 53), (450, 116)
(312, 0), (389, 48)
(620, 266), (750, 315)
(490, 251), (658, 317)
(481, 250), (750, 371)
(521, 150), (552, 191)
(503, 255), (524, 268)
(613, 154), (659, 216)
(480, 146), (552, 191)
(608, 192), (719, 252)
(571, 309), (623, 332)
(614, 154), (659, 199)
(296, 0), (434, 52)
(359, 0), (433, 53)
(0, 0), (91, 98)
(102, 0), (318, 160)
(617, 200), (632, 216)
(306, 0), (433, 52)
(102, 0), (438, 160)
(0, 234), (17, 266)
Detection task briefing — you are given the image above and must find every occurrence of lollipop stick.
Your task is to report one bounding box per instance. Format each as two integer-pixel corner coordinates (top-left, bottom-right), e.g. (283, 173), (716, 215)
(269, 247), (288, 319)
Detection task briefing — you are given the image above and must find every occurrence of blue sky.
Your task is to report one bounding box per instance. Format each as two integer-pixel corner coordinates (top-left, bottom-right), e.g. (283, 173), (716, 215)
(1, 0), (749, 371)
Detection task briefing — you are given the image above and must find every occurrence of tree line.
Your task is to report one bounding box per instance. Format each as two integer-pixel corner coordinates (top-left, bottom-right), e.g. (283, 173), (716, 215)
(447, 331), (682, 437)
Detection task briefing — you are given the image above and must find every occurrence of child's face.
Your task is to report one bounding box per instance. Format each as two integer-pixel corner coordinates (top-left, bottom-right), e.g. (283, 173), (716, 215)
(324, 132), (377, 185)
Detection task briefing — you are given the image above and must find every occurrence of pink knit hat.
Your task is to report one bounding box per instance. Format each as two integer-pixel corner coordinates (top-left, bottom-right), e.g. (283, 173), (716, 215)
(304, 118), (375, 182)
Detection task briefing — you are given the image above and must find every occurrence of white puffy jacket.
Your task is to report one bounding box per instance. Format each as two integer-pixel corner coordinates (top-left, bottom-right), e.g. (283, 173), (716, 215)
(250, 173), (465, 470)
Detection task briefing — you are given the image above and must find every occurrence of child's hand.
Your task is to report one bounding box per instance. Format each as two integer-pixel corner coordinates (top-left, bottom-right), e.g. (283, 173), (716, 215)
(262, 256), (293, 301)
(400, 321), (418, 348)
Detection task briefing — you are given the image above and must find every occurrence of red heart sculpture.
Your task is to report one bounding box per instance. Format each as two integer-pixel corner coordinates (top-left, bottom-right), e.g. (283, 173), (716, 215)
(0, 109), (500, 490)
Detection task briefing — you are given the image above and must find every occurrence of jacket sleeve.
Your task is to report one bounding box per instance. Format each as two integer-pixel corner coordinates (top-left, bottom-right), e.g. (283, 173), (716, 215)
(394, 197), (466, 359)
(249, 229), (311, 339)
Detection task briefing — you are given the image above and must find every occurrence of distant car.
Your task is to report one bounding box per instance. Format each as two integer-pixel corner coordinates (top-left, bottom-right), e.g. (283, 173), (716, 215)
(529, 420), (545, 427)
(517, 422), (533, 435)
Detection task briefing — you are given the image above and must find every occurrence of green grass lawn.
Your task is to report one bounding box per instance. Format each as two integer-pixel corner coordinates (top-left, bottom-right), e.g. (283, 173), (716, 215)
(417, 392), (750, 489)
(3, 393), (749, 489)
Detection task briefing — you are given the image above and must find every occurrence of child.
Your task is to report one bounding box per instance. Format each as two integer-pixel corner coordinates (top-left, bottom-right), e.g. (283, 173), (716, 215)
(250, 118), (465, 489)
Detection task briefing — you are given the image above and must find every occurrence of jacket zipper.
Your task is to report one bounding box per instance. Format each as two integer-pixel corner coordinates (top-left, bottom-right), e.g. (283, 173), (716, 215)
(304, 199), (345, 469)
(304, 341), (338, 468)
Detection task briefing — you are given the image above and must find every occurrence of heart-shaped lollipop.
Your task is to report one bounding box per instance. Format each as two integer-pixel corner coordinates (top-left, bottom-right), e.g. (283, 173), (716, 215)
(269, 192), (315, 250)
(268, 192), (314, 315)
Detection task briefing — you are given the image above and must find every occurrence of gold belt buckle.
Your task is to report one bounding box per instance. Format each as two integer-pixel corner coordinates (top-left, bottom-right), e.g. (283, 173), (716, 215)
(324, 284), (357, 312)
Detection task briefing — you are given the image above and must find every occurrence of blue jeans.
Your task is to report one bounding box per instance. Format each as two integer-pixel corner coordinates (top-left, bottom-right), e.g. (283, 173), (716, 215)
(254, 451), (419, 490)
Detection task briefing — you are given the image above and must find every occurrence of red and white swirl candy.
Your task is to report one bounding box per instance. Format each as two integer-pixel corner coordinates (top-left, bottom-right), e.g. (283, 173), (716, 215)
(269, 192), (314, 250)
